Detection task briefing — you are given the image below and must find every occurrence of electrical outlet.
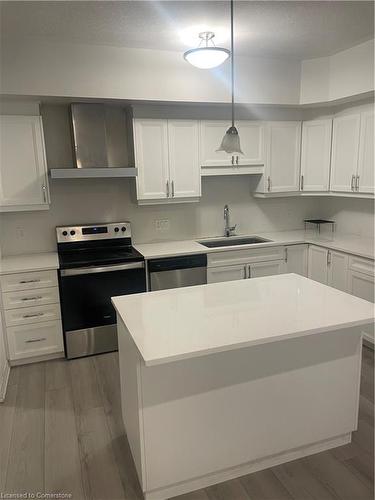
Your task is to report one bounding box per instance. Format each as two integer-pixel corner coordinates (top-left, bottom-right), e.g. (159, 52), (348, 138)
(15, 227), (25, 238)
(155, 219), (170, 232)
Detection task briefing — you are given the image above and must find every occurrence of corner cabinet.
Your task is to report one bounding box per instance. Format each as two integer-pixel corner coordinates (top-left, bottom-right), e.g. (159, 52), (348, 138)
(300, 119), (332, 192)
(199, 120), (265, 176)
(134, 119), (201, 204)
(256, 121), (301, 193)
(308, 246), (348, 292)
(0, 115), (50, 212)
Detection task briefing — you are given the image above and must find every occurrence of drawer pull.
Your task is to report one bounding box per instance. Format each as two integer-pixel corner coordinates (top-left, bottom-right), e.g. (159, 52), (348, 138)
(25, 337), (47, 343)
(19, 279), (41, 284)
(23, 312), (44, 319)
(21, 296), (43, 301)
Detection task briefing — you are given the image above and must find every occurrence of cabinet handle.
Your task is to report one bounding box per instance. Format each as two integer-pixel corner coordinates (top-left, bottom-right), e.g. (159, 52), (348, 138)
(267, 176), (271, 192)
(21, 296), (43, 301)
(284, 247), (288, 263)
(236, 156), (239, 165)
(19, 279), (41, 284)
(42, 184), (47, 203)
(327, 250), (331, 265)
(25, 337), (46, 343)
(166, 180), (170, 198)
(351, 174), (356, 191)
(23, 312), (44, 319)
(356, 175), (360, 191)
(248, 265), (251, 279)
(231, 156), (235, 165)
(243, 265), (247, 279)
(171, 180), (175, 198)
(300, 175), (304, 191)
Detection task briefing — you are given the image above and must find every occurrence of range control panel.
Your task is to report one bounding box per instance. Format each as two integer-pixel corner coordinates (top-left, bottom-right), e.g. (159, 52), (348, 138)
(56, 222), (132, 243)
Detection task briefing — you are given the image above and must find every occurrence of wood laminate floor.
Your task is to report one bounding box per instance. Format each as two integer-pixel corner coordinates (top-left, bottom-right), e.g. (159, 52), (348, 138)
(0, 346), (373, 500)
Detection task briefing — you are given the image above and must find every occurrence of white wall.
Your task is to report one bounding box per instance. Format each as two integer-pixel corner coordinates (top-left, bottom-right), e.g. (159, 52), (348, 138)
(0, 38), (301, 105)
(300, 40), (374, 104)
(0, 176), (322, 255)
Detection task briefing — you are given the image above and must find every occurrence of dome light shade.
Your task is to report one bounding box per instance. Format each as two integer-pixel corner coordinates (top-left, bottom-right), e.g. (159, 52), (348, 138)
(183, 32), (230, 69)
(184, 47), (230, 69)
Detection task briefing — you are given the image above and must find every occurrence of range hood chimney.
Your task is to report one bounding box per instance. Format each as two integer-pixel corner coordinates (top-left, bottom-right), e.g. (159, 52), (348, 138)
(50, 103), (137, 179)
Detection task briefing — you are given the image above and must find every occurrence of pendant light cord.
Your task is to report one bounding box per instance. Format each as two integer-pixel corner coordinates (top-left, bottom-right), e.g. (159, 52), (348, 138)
(230, 0), (235, 127)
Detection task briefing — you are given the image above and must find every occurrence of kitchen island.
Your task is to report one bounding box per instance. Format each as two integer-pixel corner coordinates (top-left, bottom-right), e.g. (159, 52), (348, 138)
(112, 274), (374, 500)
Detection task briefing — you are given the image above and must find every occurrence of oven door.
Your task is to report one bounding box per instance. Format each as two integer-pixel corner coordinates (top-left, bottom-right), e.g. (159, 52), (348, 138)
(59, 261), (146, 359)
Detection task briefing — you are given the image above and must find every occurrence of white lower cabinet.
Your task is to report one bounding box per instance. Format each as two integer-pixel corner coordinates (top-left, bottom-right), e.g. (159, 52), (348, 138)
(0, 310), (9, 401)
(207, 264), (246, 284)
(249, 260), (285, 278)
(308, 246), (348, 292)
(347, 255), (374, 345)
(284, 245), (308, 276)
(0, 269), (64, 363)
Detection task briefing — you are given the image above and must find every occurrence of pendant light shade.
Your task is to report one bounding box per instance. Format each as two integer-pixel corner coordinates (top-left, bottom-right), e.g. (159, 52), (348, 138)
(217, 125), (243, 154)
(217, 0), (243, 155)
(183, 32), (230, 69)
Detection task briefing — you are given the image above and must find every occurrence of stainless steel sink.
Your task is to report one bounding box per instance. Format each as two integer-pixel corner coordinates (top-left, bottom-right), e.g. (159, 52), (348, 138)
(198, 236), (271, 248)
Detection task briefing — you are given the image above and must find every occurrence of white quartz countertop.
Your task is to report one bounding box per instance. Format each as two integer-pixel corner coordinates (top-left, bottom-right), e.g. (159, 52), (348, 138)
(133, 230), (374, 261)
(0, 252), (59, 275)
(112, 273), (375, 367)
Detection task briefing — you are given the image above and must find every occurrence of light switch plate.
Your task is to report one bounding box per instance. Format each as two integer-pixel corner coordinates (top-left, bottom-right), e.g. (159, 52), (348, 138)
(155, 219), (170, 232)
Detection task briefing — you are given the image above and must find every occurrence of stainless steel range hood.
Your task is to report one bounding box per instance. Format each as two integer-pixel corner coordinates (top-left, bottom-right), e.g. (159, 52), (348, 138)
(50, 103), (137, 179)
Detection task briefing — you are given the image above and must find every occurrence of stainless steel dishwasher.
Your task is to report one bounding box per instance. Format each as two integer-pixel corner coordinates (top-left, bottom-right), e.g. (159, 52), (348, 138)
(148, 254), (207, 291)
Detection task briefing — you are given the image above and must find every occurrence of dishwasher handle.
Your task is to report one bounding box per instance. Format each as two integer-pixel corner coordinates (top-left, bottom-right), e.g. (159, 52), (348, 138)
(148, 254), (207, 272)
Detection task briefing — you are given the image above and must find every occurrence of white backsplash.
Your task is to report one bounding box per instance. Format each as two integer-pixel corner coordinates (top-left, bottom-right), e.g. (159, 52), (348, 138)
(0, 176), (373, 256)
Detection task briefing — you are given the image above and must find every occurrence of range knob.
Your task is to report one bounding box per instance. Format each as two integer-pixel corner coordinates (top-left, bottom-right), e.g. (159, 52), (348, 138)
(121, 226), (127, 232)
(62, 230), (68, 236)
(70, 230), (76, 236)
(114, 227), (120, 233)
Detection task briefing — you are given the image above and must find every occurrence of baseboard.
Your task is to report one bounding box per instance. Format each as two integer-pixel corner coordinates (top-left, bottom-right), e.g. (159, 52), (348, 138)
(0, 361), (10, 403)
(144, 433), (351, 500)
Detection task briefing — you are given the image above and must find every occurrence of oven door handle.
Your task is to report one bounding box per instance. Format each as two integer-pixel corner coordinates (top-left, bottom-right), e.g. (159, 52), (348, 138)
(60, 261), (144, 276)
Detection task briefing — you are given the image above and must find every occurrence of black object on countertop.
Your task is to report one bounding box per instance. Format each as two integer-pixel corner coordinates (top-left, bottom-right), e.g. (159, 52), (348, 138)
(304, 219), (336, 224)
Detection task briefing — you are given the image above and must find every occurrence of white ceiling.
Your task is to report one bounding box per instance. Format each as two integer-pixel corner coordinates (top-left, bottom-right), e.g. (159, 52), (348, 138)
(1, 1), (374, 60)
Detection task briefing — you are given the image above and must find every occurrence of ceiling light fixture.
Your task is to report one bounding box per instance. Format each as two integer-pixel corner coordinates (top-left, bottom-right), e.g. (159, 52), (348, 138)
(217, 0), (243, 155)
(183, 31), (230, 69)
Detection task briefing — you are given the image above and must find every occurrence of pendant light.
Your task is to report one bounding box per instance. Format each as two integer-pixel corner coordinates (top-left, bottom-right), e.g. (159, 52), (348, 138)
(183, 31), (230, 69)
(217, 0), (243, 155)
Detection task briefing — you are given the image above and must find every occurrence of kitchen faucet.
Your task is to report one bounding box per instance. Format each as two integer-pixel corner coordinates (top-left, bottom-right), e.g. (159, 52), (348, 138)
(224, 204), (237, 237)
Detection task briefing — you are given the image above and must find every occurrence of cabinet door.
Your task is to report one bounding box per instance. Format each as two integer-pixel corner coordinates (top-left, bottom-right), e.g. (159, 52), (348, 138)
(330, 114), (361, 192)
(0, 312), (9, 401)
(300, 120), (332, 192)
(249, 260), (285, 278)
(207, 264), (246, 284)
(199, 121), (234, 167)
(285, 245), (308, 277)
(134, 119), (169, 200)
(327, 250), (348, 292)
(308, 246), (328, 284)
(357, 110), (374, 194)
(236, 121), (264, 165)
(0, 115), (49, 208)
(168, 120), (201, 199)
(348, 270), (374, 345)
(266, 122), (301, 192)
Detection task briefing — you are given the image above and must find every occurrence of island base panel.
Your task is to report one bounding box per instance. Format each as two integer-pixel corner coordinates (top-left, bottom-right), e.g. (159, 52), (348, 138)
(117, 319), (363, 500)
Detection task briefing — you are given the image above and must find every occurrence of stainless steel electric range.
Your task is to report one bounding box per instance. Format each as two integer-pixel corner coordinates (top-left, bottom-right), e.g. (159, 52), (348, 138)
(56, 222), (146, 359)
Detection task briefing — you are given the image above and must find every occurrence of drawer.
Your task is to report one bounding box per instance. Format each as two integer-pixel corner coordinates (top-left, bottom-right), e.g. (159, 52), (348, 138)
(207, 246), (284, 268)
(4, 303), (61, 327)
(0, 270), (57, 292)
(6, 320), (64, 361)
(349, 256), (375, 277)
(2, 287), (60, 310)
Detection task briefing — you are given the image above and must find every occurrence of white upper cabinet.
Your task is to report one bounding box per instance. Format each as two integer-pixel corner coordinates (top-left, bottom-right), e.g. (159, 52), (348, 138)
(300, 119), (332, 192)
(0, 115), (50, 211)
(134, 119), (169, 201)
(357, 109), (374, 194)
(134, 119), (200, 203)
(199, 120), (264, 172)
(330, 113), (361, 192)
(259, 121), (301, 193)
(168, 120), (201, 199)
